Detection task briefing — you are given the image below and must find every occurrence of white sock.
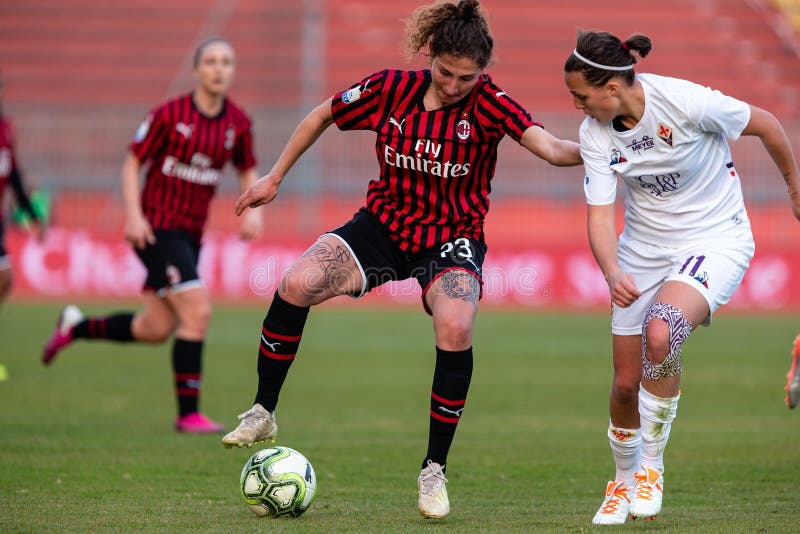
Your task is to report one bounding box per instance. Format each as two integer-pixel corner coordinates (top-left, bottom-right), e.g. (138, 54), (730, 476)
(638, 386), (680, 473)
(608, 424), (641, 487)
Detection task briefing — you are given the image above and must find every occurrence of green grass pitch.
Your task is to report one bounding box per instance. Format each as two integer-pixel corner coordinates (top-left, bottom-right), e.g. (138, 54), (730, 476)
(1, 302), (799, 532)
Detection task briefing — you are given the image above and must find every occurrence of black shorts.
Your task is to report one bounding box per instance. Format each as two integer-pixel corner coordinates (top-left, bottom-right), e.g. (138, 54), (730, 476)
(328, 209), (486, 314)
(134, 229), (202, 295)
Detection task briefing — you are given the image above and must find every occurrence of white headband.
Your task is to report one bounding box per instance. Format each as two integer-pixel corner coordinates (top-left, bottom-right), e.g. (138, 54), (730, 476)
(572, 49), (634, 71)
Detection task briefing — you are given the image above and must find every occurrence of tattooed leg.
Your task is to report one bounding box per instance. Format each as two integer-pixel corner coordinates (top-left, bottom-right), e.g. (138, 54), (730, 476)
(279, 235), (362, 306)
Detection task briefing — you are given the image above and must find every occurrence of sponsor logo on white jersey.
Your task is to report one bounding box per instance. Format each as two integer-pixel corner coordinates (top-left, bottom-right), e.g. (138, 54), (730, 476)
(161, 152), (221, 185)
(625, 135), (655, 155)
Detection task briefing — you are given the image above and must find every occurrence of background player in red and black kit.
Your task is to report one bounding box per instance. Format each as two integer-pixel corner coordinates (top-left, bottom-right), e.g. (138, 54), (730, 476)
(0, 67), (45, 304)
(42, 38), (262, 434)
(223, 0), (581, 517)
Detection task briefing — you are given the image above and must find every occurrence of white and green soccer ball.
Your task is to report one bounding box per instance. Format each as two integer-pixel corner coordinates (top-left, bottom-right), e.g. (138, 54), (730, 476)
(240, 446), (317, 518)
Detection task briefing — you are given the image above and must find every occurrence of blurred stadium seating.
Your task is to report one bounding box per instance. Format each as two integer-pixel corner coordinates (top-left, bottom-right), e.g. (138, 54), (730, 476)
(1, 0), (799, 306)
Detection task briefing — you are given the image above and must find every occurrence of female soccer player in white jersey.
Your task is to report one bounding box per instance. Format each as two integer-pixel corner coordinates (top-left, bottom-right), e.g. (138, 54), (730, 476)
(223, 0), (581, 519)
(564, 30), (800, 524)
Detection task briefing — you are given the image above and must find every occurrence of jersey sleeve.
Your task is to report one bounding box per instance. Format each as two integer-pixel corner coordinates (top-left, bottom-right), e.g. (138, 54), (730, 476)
(476, 81), (539, 143)
(331, 70), (388, 132)
(129, 104), (169, 163)
(232, 115), (257, 171)
(686, 83), (751, 141)
(580, 119), (617, 205)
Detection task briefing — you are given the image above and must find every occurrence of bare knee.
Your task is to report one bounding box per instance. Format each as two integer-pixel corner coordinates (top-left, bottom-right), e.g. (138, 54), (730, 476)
(133, 314), (175, 343)
(434, 313), (474, 350)
(177, 299), (212, 338)
(611, 378), (640, 406)
(279, 271), (323, 307)
(644, 319), (671, 364)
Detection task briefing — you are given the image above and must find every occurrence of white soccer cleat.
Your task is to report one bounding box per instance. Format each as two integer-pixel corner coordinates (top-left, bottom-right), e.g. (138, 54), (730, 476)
(629, 466), (663, 520)
(42, 305), (84, 366)
(221, 403), (278, 448)
(592, 480), (631, 525)
(785, 335), (800, 409)
(418, 460), (450, 518)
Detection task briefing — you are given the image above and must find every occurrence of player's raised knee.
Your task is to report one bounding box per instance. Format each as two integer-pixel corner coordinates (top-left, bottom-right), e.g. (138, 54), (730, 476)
(644, 318), (671, 364)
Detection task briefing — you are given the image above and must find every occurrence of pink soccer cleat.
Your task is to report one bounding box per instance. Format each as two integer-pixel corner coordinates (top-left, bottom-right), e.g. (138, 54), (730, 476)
(175, 412), (225, 434)
(42, 305), (83, 366)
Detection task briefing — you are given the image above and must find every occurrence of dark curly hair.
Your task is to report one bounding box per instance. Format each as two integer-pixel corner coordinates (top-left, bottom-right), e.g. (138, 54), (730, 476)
(404, 0), (493, 69)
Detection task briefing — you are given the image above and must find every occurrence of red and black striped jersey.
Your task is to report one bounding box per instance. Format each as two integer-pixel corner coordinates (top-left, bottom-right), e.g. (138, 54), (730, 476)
(0, 116), (18, 220)
(332, 69), (539, 255)
(130, 93), (256, 242)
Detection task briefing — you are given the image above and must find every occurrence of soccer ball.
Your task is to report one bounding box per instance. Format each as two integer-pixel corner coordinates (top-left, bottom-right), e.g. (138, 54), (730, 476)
(240, 446), (317, 518)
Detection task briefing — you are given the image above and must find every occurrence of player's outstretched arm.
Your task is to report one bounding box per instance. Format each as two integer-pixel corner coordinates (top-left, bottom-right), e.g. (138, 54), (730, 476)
(588, 203), (640, 308)
(235, 98), (335, 216)
(520, 125), (582, 167)
(741, 105), (800, 222)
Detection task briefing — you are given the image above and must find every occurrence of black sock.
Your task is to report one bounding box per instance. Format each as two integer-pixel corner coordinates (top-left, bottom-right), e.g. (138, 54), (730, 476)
(173, 338), (203, 417)
(423, 346), (473, 470)
(254, 292), (310, 412)
(71, 313), (135, 341)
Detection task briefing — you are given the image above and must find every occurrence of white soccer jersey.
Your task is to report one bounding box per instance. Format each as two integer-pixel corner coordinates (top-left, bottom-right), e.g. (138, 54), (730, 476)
(581, 73), (752, 247)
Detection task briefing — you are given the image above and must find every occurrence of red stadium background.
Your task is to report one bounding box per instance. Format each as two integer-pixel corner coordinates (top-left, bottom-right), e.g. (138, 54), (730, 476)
(2, 0), (800, 310)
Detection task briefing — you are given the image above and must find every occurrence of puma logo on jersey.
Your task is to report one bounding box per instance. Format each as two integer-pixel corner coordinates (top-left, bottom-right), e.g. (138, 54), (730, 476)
(389, 117), (406, 134)
(261, 335), (281, 352)
(176, 122), (193, 139)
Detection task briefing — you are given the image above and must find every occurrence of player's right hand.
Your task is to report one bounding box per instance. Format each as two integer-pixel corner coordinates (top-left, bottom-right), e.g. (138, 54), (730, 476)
(607, 270), (641, 308)
(235, 173), (280, 216)
(124, 214), (156, 250)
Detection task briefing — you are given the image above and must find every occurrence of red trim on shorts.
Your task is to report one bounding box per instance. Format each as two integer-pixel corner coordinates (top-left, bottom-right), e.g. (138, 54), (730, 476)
(261, 326), (302, 342)
(177, 388), (200, 396)
(420, 267), (483, 316)
(431, 391), (466, 406)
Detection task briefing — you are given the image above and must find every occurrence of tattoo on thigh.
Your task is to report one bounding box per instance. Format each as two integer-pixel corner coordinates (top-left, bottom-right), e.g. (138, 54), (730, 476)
(302, 242), (352, 288)
(440, 271), (479, 304)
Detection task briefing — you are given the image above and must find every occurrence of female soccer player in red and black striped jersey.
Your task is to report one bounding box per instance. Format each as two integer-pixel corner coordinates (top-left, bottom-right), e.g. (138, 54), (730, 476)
(0, 68), (45, 304)
(223, 0), (580, 517)
(42, 38), (262, 434)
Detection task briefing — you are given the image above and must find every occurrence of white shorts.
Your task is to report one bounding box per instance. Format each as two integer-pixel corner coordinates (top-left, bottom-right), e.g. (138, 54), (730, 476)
(612, 231), (755, 335)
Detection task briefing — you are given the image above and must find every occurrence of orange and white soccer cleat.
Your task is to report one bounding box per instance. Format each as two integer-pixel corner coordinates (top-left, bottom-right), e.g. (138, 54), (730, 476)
(785, 335), (800, 409)
(592, 480), (631, 525)
(629, 466), (663, 520)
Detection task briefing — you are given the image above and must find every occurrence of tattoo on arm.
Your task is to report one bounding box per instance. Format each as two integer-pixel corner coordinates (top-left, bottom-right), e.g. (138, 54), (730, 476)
(440, 271), (480, 304)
